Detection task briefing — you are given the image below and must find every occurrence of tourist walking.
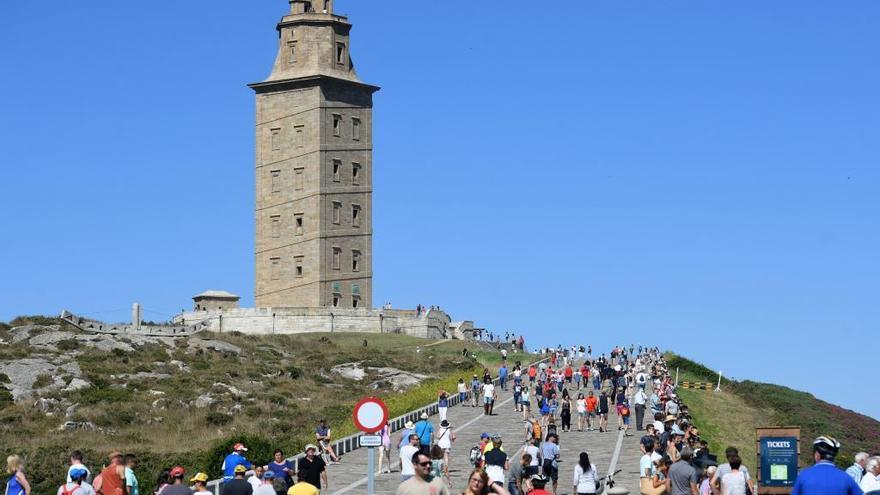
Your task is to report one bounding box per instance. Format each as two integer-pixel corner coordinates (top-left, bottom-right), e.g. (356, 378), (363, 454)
(414, 413), (435, 455)
(668, 446), (698, 495)
(720, 455), (747, 495)
(99, 452), (126, 495)
(297, 445), (328, 493)
(377, 421), (393, 475)
(58, 468), (95, 495)
(791, 436), (862, 495)
(438, 391), (450, 422)
(573, 452), (599, 495)
(5, 456), (29, 495)
(436, 420), (456, 469)
(460, 469), (510, 495)
(396, 451), (449, 495)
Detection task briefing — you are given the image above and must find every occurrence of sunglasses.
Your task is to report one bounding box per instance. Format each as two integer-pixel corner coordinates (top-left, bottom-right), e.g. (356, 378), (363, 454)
(417, 461), (432, 467)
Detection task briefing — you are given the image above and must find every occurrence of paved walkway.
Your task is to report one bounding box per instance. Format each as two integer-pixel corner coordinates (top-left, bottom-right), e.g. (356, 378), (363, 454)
(325, 378), (644, 494)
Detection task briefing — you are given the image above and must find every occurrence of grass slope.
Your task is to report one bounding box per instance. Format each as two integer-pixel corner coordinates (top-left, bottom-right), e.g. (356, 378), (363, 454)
(667, 353), (880, 472)
(0, 316), (533, 494)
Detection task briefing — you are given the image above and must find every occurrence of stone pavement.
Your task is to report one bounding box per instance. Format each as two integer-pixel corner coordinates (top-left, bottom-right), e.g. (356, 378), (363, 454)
(325, 378), (644, 495)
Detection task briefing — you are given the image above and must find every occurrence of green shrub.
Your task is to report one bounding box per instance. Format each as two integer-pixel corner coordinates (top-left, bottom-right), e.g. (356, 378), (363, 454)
(33, 374), (53, 389)
(56, 340), (79, 351)
(0, 388), (13, 410)
(205, 412), (233, 426)
(78, 386), (134, 405)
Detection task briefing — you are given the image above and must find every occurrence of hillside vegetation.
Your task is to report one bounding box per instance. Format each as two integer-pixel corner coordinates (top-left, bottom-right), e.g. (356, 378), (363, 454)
(667, 353), (880, 472)
(0, 316), (531, 494)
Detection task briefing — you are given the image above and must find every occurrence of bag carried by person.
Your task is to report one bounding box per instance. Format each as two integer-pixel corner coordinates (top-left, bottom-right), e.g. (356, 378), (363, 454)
(468, 446), (482, 466)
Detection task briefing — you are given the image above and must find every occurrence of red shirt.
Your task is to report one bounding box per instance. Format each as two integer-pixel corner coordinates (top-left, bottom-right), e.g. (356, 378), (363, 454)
(564, 367), (573, 378)
(580, 366), (589, 378)
(528, 489), (553, 495)
(528, 366), (537, 378)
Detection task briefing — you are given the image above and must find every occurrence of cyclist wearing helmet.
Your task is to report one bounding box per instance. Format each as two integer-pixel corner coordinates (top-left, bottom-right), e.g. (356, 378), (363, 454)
(792, 436), (863, 495)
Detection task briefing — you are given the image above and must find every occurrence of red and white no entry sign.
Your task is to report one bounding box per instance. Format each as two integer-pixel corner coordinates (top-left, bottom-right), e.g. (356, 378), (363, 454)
(352, 397), (388, 433)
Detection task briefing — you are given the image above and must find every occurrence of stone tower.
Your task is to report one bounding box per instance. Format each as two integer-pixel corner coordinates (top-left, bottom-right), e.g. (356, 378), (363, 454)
(250, 0), (378, 309)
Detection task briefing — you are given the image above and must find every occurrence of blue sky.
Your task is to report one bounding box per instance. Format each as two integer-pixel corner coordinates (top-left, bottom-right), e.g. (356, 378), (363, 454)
(1, 2), (877, 419)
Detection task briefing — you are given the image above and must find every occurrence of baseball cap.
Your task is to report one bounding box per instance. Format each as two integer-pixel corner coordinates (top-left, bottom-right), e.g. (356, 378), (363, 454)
(190, 473), (208, 483)
(233, 443), (248, 451)
(262, 471), (275, 480)
(171, 466), (185, 478)
(69, 468), (88, 481)
(480, 432), (489, 439)
(234, 465), (247, 474)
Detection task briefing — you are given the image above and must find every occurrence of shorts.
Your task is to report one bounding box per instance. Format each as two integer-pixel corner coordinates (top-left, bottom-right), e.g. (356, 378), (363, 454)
(588, 411), (596, 417)
(616, 404), (625, 415)
(525, 465), (539, 477)
(542, 460), (558, 481)
(459, 392), (467, 401)
(578, 410), (587, 417)
(484, 397), (493, 405)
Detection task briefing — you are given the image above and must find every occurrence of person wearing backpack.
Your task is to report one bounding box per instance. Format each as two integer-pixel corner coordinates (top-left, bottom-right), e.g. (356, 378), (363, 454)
(59, 468), (96, 495)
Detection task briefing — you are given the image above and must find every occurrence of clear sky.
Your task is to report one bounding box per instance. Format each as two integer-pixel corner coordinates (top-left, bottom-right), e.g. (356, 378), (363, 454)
(1, 2), (877, 419)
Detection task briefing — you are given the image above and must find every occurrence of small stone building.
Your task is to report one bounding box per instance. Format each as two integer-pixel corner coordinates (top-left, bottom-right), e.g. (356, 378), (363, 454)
(192, 291), (240, 312)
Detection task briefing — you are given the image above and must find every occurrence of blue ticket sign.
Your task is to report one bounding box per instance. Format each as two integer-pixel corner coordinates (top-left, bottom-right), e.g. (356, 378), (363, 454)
(759, 436), (798, 487)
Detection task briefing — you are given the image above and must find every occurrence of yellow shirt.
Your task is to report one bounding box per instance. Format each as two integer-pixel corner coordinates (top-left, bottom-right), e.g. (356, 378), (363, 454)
(288, 482), (320, 495)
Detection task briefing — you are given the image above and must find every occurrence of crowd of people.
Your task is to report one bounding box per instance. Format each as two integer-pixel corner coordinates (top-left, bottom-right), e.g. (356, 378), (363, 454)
(3, 343), (875, 495)
(3, 420), (347, 495)
(636, 353), (873, 495)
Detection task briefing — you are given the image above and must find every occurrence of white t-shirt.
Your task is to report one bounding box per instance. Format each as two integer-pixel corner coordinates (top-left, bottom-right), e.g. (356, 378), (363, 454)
(457, 382), (467, 393)
(861, 473), (880, 493)
(640, 454), (655, 478)
(253, 484), (276, 495)
(58, 482), (96, 495)
(573, 463), (598, 493)
(400, 445), (419, 476)
(437, 426), (453, 449)
(482, 383), (495, 398)
(721, 471), (747, 495)
(248, 476), (262, 491)
(577, 399), (587, 413)
(525, 445), (540, 466)
(486, 464), (505, 484)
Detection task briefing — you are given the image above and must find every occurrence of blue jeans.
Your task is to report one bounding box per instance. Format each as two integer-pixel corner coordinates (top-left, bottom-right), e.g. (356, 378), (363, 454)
(508, 480), (520, 495)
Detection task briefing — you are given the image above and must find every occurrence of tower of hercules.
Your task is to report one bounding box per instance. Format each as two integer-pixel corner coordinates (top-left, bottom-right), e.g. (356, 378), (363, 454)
(250, 0), (378, 309)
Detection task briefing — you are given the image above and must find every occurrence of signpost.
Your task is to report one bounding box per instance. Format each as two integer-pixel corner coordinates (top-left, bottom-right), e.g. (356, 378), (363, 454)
(756, 427), (800, 494)
(353, 397), (389, 495)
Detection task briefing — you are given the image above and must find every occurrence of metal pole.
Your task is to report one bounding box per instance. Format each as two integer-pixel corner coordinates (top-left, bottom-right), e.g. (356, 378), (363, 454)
(675, 368), (679, 388)
(367, 446), (375, 494)
(716, 371), (723, 392)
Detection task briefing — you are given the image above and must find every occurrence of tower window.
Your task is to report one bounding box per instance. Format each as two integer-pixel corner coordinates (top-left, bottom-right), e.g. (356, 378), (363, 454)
(295, 214), (304, 235)
(270, 215), (281, 238)
(294, 167), (304, 191)
(332, 114), (341, 137)
(332, 159), (341, 182)
(332, 201), (342, 224)
(352, 118), (361, 141)
(352, 250), (361, 271)
(352, 162), (361, 185)
(270, 257), (281, 280)
(270, 170), (281, 193)
(332, 247), (341, 270)
(270, 128), (281, 151)
(295, 256), (304, 278)
(288, 41), (297, 64)
(332, 294), (340, 307)
(336, 43), (346, 65)
(294, 125), (305, 148)
(352, 204), (361, 227)
(352, 296), (360, 308)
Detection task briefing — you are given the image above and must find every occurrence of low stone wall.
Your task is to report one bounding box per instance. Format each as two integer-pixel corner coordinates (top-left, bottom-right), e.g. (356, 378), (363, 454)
(60, 310), (209, 337)
(174, 307), (453, 339)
